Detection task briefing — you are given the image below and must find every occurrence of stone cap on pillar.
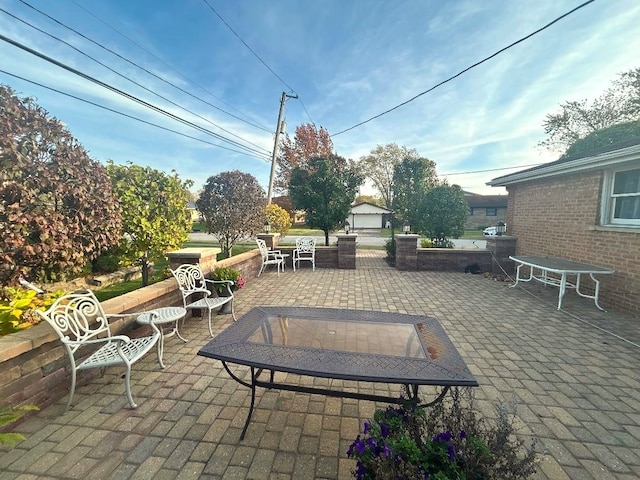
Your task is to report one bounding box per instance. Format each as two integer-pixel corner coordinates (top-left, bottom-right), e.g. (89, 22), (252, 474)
(167, 247), (221, 272)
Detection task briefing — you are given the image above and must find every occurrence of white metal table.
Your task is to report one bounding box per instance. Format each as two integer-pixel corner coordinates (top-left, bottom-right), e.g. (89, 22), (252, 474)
(137, 306), (187, 368)
(509, 255), (614, 311)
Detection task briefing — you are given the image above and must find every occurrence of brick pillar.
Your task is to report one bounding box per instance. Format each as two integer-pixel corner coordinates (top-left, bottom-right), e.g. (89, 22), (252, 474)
(257, 233), (279, 250)
(166, 247), (220, 274)
(396, 234), (419, 271)
(337, 234), (357, 269)
(485, 236), (517, 275)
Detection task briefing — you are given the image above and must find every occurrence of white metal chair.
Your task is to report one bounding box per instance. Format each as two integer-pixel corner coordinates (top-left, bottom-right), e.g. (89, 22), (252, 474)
(171, 264), (236, 337)
(36, 289), (161, 412)
(293, 236), (316, 271)
(256, 238), (285, 277)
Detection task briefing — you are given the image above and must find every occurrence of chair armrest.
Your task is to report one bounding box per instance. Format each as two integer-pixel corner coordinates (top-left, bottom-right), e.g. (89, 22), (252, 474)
(205, 279), (234, 286)
(65, 335), (131, 347)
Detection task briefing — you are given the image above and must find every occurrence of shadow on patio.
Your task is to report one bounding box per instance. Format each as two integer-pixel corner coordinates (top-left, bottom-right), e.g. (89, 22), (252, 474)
(2, 250), (639, 479)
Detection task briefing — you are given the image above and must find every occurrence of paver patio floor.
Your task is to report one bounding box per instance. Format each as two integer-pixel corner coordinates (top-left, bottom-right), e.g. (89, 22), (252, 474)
(2, 250), (639, 479)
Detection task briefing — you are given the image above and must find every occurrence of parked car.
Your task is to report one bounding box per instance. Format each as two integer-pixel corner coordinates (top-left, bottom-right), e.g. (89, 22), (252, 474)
(483, 223), (506, 236)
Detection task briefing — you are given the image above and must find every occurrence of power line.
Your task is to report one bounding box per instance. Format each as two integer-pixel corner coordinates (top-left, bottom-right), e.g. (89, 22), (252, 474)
(1, 7), (271, 156)
(332, 0), (596, 137)
(0, 69), (271, 161)
(202, 0), (295, 92)
(200, 0), (318, 126)
(21, 0), (272, 133)
(298, 97), (315, 126)
(0, 33), (272, 159)
(440, 163), (545, 176)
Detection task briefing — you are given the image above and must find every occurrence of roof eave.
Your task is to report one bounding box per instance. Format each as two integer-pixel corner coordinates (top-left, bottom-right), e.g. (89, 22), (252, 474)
(487, 144), (640, 187)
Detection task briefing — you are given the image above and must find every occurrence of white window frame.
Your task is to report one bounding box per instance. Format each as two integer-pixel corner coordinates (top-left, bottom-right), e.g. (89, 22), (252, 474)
(601, 166), (640, 227)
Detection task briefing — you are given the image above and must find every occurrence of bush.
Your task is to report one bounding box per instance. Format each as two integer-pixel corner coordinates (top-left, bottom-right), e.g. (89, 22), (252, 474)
(385, 238), (396, 262)
(92, 252), (120, 273)
(347, 388), (538, 479)
(0, 287), (63, 335)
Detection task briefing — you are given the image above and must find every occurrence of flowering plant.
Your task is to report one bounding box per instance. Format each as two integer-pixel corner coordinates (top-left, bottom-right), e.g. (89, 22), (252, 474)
(347, 388), (538, 480)
(209, 267), (246, 294)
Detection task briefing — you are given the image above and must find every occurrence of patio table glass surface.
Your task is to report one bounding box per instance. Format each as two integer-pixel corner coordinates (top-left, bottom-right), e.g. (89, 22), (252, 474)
(198, 306), (478, 387)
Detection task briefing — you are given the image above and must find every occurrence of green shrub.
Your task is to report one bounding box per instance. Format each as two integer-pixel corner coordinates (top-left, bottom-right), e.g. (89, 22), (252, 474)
(92, 252), (120, 273)
(0, 287), (63, 336)
(385, 238), (396, 261)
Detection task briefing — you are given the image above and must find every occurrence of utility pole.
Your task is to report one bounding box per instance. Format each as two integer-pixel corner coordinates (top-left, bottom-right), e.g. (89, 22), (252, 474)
(267, 91), (298, 204)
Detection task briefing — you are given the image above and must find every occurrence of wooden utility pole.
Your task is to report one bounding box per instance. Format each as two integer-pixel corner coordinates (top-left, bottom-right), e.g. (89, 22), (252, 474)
(267, 91), (297, 203)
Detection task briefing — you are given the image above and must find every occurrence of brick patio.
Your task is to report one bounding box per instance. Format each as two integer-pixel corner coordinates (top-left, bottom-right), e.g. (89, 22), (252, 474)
(2, 250), (639, 479)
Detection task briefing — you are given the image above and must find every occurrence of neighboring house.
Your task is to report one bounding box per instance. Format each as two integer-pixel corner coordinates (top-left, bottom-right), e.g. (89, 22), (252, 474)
(187, 201), (200, 222)
(488, 143), (640, 315)
(463, 192), (508, 229)
(346, 202), (393, 230)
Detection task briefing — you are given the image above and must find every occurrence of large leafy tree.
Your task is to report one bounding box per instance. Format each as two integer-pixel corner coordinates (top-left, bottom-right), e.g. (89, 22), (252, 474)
(416, 184), (468, 246)
(276, 123), (333, 191)
(561, 120), (640, 160)
(392, 157), (438, 226)
(360, 143), (422, 208)
(0, 85), (121, 284)
(289, 155), (364, 245)
(107, 161), (192, 286)
(540, 67), (640, 154)
(196, 170), (265, 257)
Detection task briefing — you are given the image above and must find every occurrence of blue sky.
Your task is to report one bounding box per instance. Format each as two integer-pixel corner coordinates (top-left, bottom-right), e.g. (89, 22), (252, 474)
(1, 0), (639, 196)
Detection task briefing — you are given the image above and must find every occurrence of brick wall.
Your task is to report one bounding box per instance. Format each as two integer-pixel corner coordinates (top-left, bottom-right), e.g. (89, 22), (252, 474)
(417, 249), (492, 272)
(507, 171), (640, 314)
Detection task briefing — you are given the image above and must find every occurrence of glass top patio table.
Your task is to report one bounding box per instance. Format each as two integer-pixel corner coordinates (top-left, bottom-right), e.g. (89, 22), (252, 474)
(198, 306), (477, 439)
(199, 306), (477, 386)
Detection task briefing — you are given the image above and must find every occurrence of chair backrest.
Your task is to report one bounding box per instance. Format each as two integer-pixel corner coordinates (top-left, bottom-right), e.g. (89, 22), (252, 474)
(171, 264), (208, 305)
(36, 289), (111, 353)
(256, 238), (270, 260)
(296, 236), (316, 253)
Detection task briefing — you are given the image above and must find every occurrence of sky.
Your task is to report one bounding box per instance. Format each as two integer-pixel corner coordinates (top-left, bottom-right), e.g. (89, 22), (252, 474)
(1, 0), (639, 197)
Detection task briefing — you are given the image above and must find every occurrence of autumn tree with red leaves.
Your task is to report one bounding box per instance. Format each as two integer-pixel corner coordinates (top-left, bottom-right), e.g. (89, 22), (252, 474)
(275, 123), (333, 192)
(0, 85), (121, 284)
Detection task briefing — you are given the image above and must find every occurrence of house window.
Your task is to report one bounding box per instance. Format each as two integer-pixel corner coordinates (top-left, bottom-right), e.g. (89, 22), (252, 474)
(486, 208), (497, 216)
(603, 167), (640, 226)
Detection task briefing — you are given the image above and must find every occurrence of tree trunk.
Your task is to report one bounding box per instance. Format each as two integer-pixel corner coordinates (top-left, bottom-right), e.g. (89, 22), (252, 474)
(324, 229), (330, 246)
(141, 256), (150, 286)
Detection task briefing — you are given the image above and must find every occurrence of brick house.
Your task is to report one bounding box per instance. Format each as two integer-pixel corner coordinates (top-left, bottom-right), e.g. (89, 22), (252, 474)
(464, 192), (508, 229)
(488, 143), (640, 314)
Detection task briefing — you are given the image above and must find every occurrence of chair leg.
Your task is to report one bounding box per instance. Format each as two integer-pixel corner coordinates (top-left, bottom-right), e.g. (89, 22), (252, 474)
(258, 263), (265, 277)
(208, 308), (214, 337)
(231, 299), (237, 321)
(65, 368), (77, 413)
(124, 365), (137, 409)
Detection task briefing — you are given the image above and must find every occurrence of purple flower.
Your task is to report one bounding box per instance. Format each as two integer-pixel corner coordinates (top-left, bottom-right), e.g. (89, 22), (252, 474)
(356, 463), (367, 480)
(367, 437), (377, 449)
(447, 443), (456, 461)
(383, 444), (391, 457)
(355, 438), (366, 455)
(363, 421), (370, 434)
(459, 429), (467, 440)
(380, 422), (389, 438)
(433, 431), (452, 443)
